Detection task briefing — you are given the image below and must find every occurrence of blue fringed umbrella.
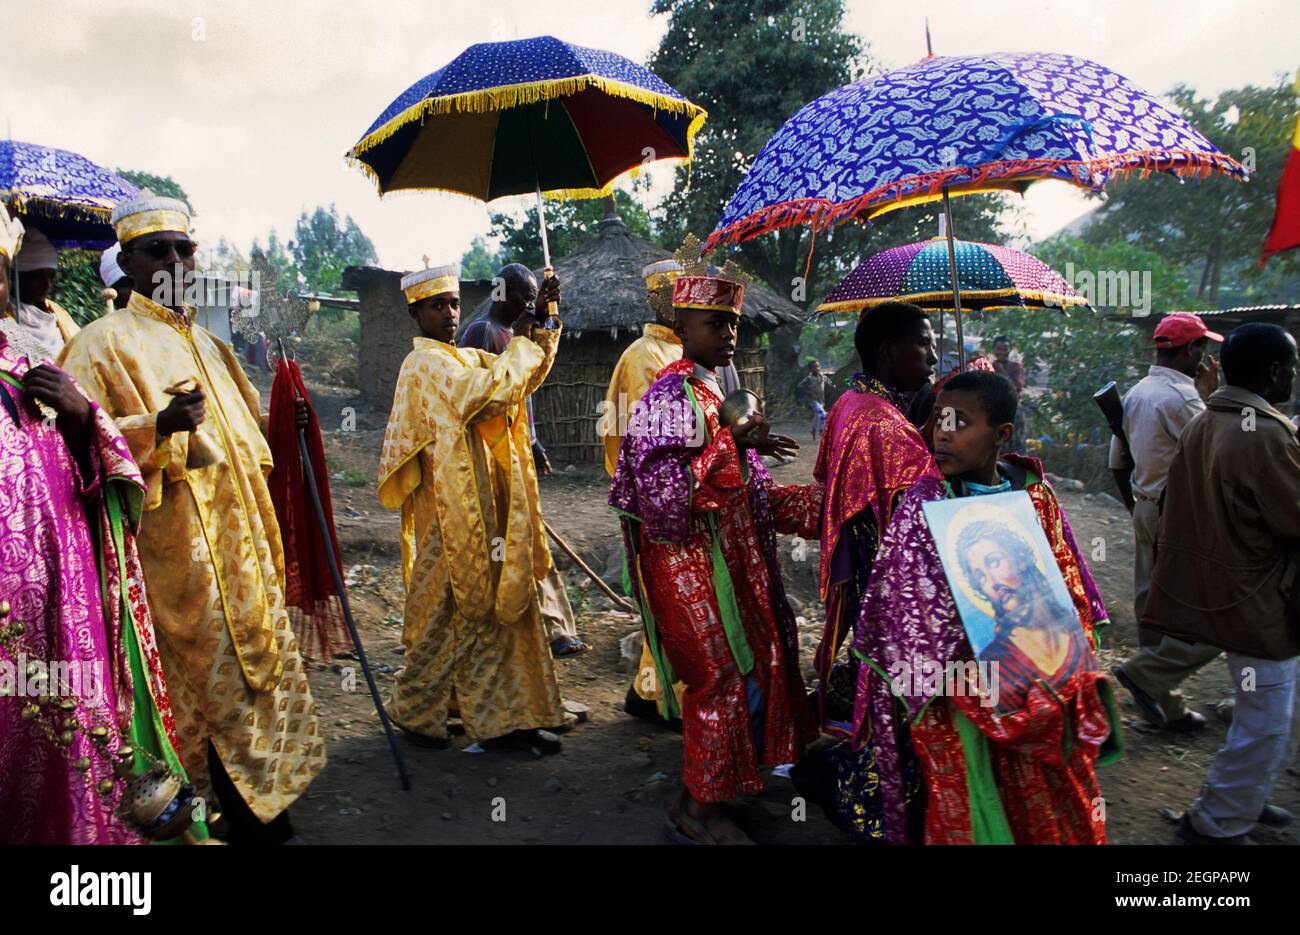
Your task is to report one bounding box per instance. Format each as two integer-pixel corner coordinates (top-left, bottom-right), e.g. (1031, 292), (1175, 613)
(0, 140), (139, 249)
(705, 52), (1248, 366)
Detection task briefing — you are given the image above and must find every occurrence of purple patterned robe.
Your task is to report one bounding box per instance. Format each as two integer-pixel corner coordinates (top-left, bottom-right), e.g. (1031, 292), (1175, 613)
(0, 340), (151, 843)
(851, 469), (1110, 843)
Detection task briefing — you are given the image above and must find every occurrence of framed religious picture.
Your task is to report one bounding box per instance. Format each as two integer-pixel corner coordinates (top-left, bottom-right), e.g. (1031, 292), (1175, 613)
(922, 490), (1095, 714)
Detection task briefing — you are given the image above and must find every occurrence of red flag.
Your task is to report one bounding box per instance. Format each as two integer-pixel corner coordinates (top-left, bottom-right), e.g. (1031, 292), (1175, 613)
(268, 356), (349, 660)
(1260, 71), (1300, 266)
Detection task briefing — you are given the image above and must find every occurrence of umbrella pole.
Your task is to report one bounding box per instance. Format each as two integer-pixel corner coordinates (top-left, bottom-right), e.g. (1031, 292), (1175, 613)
(534, 177), (551, 269)
(941, 185), (966, 371)
(534, 173), (559, 320)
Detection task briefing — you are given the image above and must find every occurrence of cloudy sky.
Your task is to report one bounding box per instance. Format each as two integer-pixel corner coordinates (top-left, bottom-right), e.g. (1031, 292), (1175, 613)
(3, 0), (1295, 274)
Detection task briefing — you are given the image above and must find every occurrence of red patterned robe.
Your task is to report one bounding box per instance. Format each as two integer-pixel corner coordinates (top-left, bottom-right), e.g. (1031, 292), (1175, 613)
(609, 359), (821, 802)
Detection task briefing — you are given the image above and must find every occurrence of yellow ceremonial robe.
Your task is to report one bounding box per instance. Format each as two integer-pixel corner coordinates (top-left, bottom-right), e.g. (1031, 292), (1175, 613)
(57, 292), (324, 820)
(601, 321), (685, 710)
(377, 331), (564, 742)
(602, 322), (682, 477)
(46, 298), (81, 343)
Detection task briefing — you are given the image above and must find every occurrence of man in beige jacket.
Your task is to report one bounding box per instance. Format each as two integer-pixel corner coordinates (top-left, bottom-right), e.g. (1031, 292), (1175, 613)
(1144, 322), (1300, 844)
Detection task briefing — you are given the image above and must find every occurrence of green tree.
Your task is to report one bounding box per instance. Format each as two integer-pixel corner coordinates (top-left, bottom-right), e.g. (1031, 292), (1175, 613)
(488, 189), (653, 269)
(649, 0), (870, 299)
(1083, 77), (1300, 307)
(249, 230), (299, 294)
(460, 236), (500, 279)
(968, 235), (1198, 452)
(114, 170), (191, 209)
(288, 205), (377, 294)
(51, 250), (109, 326)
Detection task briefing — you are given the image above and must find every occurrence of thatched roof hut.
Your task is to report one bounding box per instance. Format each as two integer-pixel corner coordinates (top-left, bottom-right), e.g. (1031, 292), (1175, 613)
(469, 203), (803, 464)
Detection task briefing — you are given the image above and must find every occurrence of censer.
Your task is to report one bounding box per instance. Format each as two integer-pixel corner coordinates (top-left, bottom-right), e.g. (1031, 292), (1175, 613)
(1, 599), (220, 844)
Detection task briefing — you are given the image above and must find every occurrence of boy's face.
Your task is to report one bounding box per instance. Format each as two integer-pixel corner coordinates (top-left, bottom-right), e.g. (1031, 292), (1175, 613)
(932, 388), (1013, 478)
(674, 308), (737, 370)
(410, 292), (460, 342)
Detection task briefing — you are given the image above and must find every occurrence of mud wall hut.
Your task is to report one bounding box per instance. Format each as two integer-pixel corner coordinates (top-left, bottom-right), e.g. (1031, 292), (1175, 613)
(343, 265), (494, 407)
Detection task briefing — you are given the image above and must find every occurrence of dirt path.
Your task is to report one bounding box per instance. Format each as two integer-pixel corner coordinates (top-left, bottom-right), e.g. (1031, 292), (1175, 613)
(285, 398), (1299, 845)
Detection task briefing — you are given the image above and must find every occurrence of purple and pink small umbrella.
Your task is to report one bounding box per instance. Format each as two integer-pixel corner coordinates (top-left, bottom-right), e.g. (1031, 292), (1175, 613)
(816, 237), (1088, 314)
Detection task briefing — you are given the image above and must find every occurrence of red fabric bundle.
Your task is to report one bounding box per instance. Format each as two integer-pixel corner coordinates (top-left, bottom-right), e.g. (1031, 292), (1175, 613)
(268, 357), (348, 660)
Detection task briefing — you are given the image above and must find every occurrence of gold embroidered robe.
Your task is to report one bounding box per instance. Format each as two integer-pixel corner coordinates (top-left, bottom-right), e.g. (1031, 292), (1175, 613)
(57, 292), (324, 820)
(377, 330), (563, 741)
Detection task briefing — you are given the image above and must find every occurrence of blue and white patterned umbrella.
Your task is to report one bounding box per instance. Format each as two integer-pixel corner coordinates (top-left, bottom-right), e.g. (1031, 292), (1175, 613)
(706, 52), (1247, 251)
(0, 140), (139, 249)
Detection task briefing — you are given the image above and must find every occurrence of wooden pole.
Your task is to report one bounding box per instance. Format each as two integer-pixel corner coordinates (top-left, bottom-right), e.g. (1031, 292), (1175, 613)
(543, 519), (637, 613)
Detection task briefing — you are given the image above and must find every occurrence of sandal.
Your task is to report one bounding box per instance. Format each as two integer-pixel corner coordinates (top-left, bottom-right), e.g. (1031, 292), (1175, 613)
(664, 799), (754, 845)
(550, 635), (591, 658)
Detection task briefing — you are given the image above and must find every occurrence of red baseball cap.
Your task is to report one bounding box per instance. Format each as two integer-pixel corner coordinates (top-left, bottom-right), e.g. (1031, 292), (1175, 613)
(1153, 312), (1223, 348)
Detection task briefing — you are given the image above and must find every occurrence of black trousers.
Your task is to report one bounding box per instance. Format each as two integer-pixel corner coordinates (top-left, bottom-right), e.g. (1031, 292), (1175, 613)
(207, 742), (294, 845)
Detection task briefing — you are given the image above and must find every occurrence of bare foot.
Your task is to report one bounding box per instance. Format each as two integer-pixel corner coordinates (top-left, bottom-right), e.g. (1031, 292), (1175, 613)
(667, 790), (754, 845)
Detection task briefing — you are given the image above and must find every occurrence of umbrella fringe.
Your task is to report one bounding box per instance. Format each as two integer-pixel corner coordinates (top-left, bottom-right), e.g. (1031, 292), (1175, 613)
(347, 107), (708, 201)
(814, 289), (1091, 314)
(348, 75), (708, 160)
(705, 148), (1247, 251)
(2, 192), (115, 221)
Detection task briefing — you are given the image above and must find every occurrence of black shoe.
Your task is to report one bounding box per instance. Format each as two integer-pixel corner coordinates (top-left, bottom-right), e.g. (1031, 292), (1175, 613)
(1259, 804), (1294, 828)
(1111, 666), (1166, 727)
(1112, 667), (1207, 732)
(1177, 814), (1253, 845)
(624, 685), (661, 721)
(623, 685), (684, 732)
(486, 728), (562, 756)
(397, 724), (452, 749)
(1165, 711), (1209, 733)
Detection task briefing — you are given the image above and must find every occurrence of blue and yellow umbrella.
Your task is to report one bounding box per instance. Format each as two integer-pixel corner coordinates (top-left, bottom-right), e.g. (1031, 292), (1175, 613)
(347, 36), (706, 203)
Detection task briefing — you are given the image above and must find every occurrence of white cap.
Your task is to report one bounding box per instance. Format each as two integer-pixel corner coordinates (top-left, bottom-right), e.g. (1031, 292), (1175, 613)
(110, 195), (191, 242)
(400, 263), (459, 303)
(14, 226), (57, 272)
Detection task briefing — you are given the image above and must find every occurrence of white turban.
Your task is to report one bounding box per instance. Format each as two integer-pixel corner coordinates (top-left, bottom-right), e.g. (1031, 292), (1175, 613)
(100, 243), (125, 286)
(14, 227), (57, 272)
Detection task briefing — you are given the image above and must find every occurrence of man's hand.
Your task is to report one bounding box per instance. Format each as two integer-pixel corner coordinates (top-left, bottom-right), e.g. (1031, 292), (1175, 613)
(731, 414), (800, 459)
(157, 390), (206, 436)
(536, 272), (561, 318)
(22, 365), (90, 426)
(533, 444), (552, 476)
(1195, 355), (1220, 399)
(294, 398), (310, 430)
